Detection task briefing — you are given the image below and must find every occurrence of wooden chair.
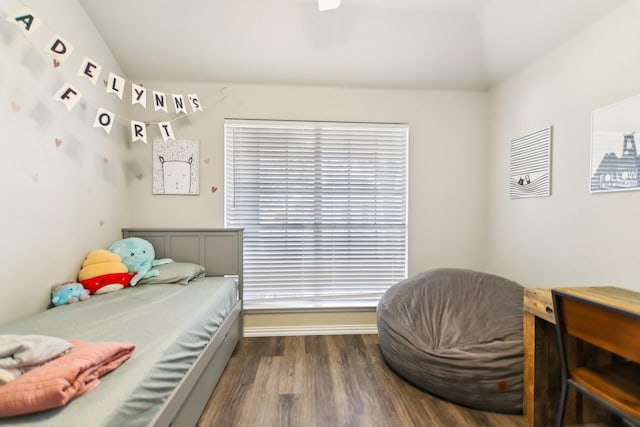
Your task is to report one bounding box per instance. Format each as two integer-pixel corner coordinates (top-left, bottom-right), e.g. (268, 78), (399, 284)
(552, 289), (640, 427)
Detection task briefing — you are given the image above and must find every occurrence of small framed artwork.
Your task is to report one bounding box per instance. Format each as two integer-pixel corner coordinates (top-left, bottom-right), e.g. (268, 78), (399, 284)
(510, 126), (552, 199)
(152, 138), (200, 195)
(590, 94), (640, 193)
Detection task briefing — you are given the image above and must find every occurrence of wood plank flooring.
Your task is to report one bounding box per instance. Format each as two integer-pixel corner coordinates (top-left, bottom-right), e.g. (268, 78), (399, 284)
(197, 334), (528, 427)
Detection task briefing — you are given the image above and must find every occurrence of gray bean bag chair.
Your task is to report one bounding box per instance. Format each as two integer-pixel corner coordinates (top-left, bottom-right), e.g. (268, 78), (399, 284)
(377, 268), (523, 413)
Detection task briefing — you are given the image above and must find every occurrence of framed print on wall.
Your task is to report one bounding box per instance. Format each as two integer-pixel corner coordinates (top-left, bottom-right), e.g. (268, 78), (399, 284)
(591, 94), (640, 193)
(152, 138), (200, 195)
(510, 126), (552, 199)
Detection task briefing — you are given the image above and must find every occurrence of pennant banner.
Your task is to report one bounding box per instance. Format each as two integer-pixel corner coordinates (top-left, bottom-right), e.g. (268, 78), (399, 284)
(53, 83), (82, 112)
(153, 91), (167, 112)
(94, 108), (114, 134)
(172, 94), (187, 114)
(7, 7), (42, 37)
(106, 72), (125, 100)
(131, 121), (147, 144)
(188, 94), (202, 112)
(78, 57), (102, 86)
(45, 35), (74, 66)
(158, 122), (175, 142)
(5, 5), (207, 144)
(131, 84), (147, 108)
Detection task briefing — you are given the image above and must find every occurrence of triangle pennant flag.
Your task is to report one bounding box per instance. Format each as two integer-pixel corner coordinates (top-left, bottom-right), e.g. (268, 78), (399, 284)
(93, 108), (114, 134)
(172, 94), (187, 114)
(45, 35), (74, 66)
(7, 7), (42, 37)
(52, 83), (82, 112)
(106, 72), (126, 100)
(158, 121), (175, 142)
(132, 84), (147, 108)
(131, 121), (147, 144)
(77, 57), (102, 86)
(188, 94), (203, 112)
(153, 91), (167, 112)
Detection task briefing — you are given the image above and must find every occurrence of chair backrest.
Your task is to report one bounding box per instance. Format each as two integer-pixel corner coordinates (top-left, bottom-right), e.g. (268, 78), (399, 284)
(552, 290), (640, 363)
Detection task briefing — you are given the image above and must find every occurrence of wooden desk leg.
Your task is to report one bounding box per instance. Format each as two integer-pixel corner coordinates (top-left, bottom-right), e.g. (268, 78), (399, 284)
(523, 312), (536, 426)
(524, 312), (565, 427)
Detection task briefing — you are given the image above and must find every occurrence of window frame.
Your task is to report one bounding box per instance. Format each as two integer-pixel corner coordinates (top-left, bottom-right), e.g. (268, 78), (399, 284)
(224, 119), (409, 311)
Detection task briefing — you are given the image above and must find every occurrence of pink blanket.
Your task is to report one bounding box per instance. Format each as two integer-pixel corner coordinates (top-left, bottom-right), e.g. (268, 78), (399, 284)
(0, 340), (135, 417)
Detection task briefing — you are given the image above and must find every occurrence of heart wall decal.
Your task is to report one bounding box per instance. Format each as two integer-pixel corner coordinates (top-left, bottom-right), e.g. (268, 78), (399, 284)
(211, 186), (218, 193)
(11, 102), (21, 112)
(53, 58), (60, 68)
(55, 138), (62, 147)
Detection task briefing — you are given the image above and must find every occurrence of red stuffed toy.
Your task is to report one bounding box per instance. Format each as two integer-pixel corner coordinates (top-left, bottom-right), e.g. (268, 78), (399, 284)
(78, 250), (134, 294)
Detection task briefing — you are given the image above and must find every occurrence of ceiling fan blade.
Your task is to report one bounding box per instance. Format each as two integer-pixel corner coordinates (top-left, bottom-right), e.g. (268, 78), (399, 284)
(318, 0), (341, 12)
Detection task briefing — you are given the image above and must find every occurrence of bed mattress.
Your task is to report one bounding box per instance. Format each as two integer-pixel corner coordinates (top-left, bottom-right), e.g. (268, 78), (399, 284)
(0, 276), (238, 427)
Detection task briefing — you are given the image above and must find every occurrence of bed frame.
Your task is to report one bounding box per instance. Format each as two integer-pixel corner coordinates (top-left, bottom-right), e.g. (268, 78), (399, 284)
(122, 228), (243, 427)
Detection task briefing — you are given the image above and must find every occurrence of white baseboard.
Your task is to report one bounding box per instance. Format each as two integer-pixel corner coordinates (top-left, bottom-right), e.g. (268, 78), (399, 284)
(244, 324), (378, 337)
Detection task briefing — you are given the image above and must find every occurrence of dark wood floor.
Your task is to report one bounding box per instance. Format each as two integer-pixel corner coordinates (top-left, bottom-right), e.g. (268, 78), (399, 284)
(197, 334), (528, 427)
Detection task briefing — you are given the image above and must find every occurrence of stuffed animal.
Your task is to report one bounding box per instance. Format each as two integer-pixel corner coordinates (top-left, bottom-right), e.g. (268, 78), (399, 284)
(78, 249), (134, 294)
(51, 282), (90, 306)
(108, 238), (173, 286)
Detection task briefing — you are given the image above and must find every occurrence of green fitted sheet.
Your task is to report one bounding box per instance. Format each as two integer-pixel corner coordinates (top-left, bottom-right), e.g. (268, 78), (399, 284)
(0, 276), (238, 427)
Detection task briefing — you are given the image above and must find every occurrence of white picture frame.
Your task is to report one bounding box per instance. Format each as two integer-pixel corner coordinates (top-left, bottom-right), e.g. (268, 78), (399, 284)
(590, 95), (640, 193)
(152, 138), (200, 195)
(510, 126), (552, 199)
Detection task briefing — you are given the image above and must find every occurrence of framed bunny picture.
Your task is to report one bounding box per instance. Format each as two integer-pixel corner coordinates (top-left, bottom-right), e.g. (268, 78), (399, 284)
(152, 138), (200, 195)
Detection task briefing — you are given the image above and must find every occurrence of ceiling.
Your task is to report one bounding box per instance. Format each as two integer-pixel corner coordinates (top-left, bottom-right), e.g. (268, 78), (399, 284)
(78, 0), (625, 90)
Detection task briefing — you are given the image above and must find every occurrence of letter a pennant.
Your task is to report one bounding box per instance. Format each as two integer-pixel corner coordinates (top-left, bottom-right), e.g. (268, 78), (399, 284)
(7, 7), (42, 36)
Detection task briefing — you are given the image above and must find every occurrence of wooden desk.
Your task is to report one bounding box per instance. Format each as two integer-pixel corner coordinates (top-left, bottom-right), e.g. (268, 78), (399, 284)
(554, 286), (640, 320)
(523, 287), (639, 426)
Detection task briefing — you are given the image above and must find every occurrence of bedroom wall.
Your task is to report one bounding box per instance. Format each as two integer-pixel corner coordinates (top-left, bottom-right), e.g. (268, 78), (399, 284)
(485, 0), (640, 292)
(126, 82), (489, 329)
(0, 0), (131, 326)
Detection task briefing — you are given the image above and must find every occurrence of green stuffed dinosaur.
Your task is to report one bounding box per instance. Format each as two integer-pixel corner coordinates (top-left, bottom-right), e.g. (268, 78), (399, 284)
(108, 238), (173, 286)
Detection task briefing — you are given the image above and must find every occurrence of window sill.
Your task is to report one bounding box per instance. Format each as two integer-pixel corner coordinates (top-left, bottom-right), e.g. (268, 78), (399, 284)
(244, 305), (377, 314)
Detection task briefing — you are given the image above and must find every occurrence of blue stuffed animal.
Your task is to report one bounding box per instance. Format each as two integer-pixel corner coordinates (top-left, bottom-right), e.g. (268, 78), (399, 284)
(51, 282), (90, 306)
(108, 238), (173, 286)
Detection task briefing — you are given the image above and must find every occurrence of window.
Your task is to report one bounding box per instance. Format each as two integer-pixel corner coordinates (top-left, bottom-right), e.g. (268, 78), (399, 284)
(225, 119), (408, 310)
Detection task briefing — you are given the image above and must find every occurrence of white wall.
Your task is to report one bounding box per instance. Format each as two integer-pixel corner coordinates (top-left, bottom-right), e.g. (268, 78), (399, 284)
(0, 0), (131, 325)
(486, 0), (640, 291)
(126, 83), (489, 278)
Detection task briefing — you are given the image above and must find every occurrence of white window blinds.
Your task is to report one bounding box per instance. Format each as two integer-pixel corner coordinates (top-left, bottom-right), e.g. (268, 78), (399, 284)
(224, 119), (408, 310)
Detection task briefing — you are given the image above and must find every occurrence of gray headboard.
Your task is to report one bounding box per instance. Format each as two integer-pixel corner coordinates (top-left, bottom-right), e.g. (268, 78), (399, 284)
(122, 228), (243, 297)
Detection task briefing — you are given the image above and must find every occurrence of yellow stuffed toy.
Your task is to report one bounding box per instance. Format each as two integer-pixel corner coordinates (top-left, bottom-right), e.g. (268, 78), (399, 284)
(78, 249), (133, 294)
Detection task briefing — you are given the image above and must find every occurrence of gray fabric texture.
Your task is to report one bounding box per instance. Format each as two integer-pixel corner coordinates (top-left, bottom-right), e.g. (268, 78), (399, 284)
(377, 268), (524, 413)
(137, 262), (206, 285)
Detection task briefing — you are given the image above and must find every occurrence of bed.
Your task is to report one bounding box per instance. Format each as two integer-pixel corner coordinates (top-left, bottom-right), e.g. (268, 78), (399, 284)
(0, 228), (243, 427)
